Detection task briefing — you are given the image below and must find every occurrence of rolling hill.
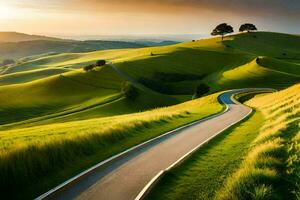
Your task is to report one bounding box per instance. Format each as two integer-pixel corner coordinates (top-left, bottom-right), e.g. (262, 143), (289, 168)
(0, 32), (62, 43)
(0, 39), (147, 60)
(0, 31), (299, 199)
(0, 32), (178, 63)
(0, 32), (299, 127)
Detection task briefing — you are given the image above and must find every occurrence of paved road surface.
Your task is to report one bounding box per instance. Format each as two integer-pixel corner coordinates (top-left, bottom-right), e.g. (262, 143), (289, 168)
(40, 89), (268, 200)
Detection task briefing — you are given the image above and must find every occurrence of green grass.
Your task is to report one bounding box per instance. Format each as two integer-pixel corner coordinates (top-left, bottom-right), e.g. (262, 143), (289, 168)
(0, 92), (223, 199)
(213, 57), (300, 90)
(0, 32), (299, 128)
(146, 84), (300, 200)
(0, 39), (146, 60)
(145, 107), (265, 200)
(215, 83), (300, 200)
(0, 31), (299, 199)
(0, 67), (122, 125)
(0, 67), (71, 86)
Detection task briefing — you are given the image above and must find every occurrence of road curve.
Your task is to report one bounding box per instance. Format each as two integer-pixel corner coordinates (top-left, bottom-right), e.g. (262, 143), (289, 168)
(37, 89), (272, 200)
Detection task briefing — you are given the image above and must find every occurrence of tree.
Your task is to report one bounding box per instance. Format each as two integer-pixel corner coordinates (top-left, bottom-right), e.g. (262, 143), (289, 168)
(121, 82), (139, 100)
(211, 23), (234, 41)
(193, 83), (210, 99)
(83, 64), (96, 72)
(96, 60), (106, 66)
(239, 23), (257, 32)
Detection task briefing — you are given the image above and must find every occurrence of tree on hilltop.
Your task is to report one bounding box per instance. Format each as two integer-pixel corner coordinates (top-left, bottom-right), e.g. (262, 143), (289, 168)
(83, 64), (96, 72)
(96, 60), (106, 66)
(83, 59), (106, 72)
(211, 23), (234, 41)
(239, 23), (257, 32)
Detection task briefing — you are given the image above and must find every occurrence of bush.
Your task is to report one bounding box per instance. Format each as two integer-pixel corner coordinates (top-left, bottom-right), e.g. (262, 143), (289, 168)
(83, 64), (96, 72)
(96, 60), (106, 66)
(121, 82), (139, 100)
(193, 83), (210, 99)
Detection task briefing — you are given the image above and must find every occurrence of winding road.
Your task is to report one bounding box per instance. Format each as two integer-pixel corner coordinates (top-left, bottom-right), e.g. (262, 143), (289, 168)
(37, 88), (272, 200)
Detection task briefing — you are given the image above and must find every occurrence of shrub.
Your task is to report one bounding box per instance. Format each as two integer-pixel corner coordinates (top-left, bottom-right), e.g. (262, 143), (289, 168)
(193, 83), (210, 99)
(96, 60), (106, 66)
(83, 64), (96, 72)
(121, 82), (139, 100)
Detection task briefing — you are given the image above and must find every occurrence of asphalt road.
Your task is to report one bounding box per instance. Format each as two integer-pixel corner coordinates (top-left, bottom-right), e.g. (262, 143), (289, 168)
(40, 89), (268, 200)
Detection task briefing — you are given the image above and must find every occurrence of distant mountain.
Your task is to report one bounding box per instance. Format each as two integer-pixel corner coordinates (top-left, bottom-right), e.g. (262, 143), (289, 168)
(0, 40), (147, 60)
(0, 32), (180, 64)
(0, 32), (63, 43)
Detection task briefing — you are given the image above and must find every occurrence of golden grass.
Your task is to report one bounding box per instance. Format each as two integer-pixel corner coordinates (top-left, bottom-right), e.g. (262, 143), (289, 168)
(0, 92), (223, 199)
(215, 83), (300, 199)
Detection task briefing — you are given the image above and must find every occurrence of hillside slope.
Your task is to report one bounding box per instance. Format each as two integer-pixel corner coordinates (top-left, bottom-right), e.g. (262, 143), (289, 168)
(0, 31), (299, 199)
(217, 83), (300, 199)
(0, 31), (299, 127)
(0, 32), (62, 43)
(0, 40), (147, 60)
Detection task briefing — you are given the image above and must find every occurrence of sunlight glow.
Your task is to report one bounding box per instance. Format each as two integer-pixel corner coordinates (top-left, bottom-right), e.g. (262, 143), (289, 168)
(0, 3), (17, 19)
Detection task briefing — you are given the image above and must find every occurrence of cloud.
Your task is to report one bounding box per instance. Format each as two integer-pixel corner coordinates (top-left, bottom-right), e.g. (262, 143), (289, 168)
(10, 0), (300, 18)
(69, 0), (300, 16)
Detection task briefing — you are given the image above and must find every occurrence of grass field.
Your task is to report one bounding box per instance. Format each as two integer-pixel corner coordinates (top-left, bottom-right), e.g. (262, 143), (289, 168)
(0, 92), (223, 199)
(0, 31), (299, 199)
(146, 84), (300, 200)
(145, 110), (265, 200)
(215, 83), (300, 200)
(0, 32), (299, 128)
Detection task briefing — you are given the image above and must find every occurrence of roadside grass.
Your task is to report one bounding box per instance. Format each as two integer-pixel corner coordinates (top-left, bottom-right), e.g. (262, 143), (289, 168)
(0, 31), (299, 199)
(215, 83), (300, 200)
(145, 108), (265, 200)
(0, 93), (223, 199)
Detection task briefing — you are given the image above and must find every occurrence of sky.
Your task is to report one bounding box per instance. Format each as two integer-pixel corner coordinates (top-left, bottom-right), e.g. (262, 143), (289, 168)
(0, 0), (299, 37)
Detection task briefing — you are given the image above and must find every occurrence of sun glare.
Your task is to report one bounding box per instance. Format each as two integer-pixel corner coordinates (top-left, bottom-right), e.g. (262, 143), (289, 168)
(0, 4), (17, 19)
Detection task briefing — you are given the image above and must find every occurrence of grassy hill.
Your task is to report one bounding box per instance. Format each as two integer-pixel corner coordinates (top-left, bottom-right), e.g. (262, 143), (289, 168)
(217, 83), (300, 199)
(0, 31), (299, 199)
(0, 32), (62, 43)
(0, 32), (299, 127)
(0, 39), (147, 61)
(0, 92), (223, 199)
(145, 83), (300, 200)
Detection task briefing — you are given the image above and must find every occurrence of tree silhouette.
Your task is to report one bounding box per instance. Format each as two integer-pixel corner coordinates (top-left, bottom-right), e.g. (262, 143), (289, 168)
(121, 82), (139, 100)
(211, 23), (234, 41)
(83, 64), (96, 72)
(239, 23), (257, 32)
(96, 60), (106, 66)
(193, 83), (210, 99)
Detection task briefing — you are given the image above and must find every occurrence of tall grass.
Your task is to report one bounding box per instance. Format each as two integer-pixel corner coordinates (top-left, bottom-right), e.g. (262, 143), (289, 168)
(215, 84), (300, 200)
(0, 93), (222, 199)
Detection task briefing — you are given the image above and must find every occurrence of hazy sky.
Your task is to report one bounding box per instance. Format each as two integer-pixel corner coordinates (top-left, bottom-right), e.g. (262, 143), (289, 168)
(0, 0), (299, 36)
